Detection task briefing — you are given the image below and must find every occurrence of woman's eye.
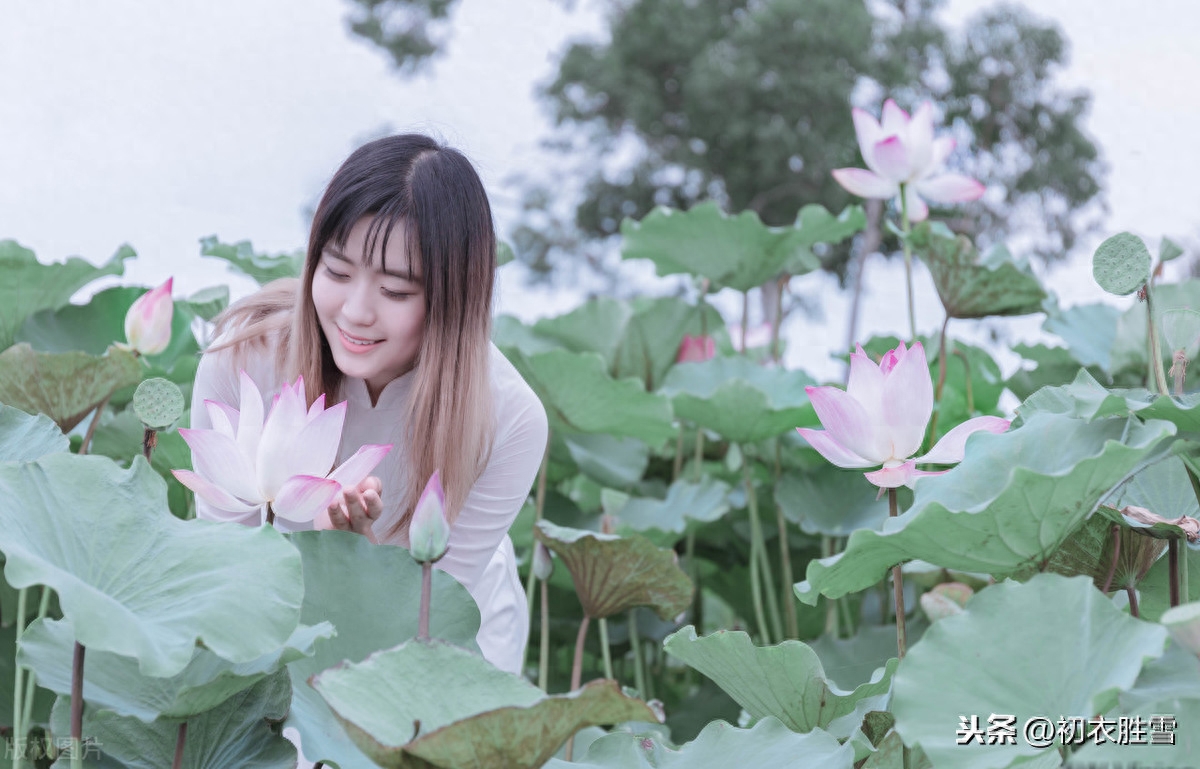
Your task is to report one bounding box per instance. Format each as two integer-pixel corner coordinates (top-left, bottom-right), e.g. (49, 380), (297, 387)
(382, 288), (414, 300)
(323, 266), (349, 281)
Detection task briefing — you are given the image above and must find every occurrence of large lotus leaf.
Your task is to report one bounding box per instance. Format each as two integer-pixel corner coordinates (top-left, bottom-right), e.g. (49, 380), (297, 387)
(1017, 368), (1200, 432)
(0, 241), (131, 351)
(906, 222), (1046, 319)
(1112, 280), (1200, 375)
(20, 617), (331, 721)
(0, 453), (302, 677)
(545, 717), (856, 769)
(90, 406), (194, 517)
(180, 285), (230, 322)
(535, 521), (692, 620)
(791, 203), (868, 250)
(893, 575), (1168, 769)
(1, 622), (55, 729)
(1042, 300), (1121, 372)
(808, 624), (927, 692)
(775, 469), (889, 538)
(1006, 344), (1088, 402)
(0, 344), (143, 432)
(506, 348), (676, 445)
(796, 413), (1178, 604)
(663, 626), (896, 735)
(199, 236), (302, 284)
(1119, 638), (1200, 711)
(48, 669), (296, 769)
(1139, 544), (1200, 623)
(1069, 695), (1200, 768)
(1033, 508), (1165, 592)
(613, 297), (729, 391)
(620, 202), (856, 292)
(0, 404), (69, 462)
(312, 639), (658, 769)
(563, 432), (649, 489)
(659, 357), (815, 443)
(283, 530), (481, 769)
(1106, 455), (1200, 531)
(532, 297), (634, 370)
(492, 315), (562, 357)
(611, 478), (732, 541)
(15, 286), (200, 376)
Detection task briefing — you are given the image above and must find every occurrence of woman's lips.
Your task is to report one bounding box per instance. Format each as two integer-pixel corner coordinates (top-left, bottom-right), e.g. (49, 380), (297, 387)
(338, 328), (383, 352)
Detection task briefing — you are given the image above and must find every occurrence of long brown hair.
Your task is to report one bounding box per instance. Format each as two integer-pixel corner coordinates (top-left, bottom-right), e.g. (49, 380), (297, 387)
(210, 134), (496, 534)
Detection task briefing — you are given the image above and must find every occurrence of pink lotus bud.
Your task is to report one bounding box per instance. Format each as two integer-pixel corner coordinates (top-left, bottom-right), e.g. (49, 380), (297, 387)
(409, 470), (450, 563)
(676, 334), (716, 363)
(532, 542), (554, 581)
(124, 278), (174, 355)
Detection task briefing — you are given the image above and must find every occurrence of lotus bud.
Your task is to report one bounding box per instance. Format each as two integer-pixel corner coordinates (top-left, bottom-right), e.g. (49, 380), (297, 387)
(409, 470), (450, 563)
(532, 542), (554, 581)
(920, 582), (974, 622)
(124, 277), (174, 355)
(1161, 601), (1200, 660)
(676, 334), (715, 363)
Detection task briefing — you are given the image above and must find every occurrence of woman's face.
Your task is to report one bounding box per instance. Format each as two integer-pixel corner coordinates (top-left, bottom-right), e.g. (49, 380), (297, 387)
(312, 216), (427, 399)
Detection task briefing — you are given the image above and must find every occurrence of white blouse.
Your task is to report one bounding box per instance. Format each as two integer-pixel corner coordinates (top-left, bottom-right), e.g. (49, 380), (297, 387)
(189, 338), (549, 674)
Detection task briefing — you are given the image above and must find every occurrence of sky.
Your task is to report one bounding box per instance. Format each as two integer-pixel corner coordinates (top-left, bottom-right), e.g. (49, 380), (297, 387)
(2, 0), (1198, 381)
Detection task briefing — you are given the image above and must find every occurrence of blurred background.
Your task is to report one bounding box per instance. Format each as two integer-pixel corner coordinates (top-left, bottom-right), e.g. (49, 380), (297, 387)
(3, 0), (1198, 381)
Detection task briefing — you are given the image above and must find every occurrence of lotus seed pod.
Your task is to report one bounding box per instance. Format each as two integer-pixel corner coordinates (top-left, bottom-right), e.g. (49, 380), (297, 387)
(133, 377), (185, 430)
(931, 581), (974, 609)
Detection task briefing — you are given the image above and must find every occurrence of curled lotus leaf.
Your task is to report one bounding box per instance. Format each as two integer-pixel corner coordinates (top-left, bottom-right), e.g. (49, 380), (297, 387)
(0, 344), (142, 432)
(535, 520), (693, 620)
(1033, 509), (1166, 591)
(1017, 368), (1200, 431)
(0, 404), (68, 463)
(662, 625), (897, 735)
(311, 639), (659, 769)
(199, 236), (303, 285)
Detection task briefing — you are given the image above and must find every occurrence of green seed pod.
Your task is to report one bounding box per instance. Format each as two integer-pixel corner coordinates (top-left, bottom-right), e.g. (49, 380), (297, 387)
(133, 377), (185, 430)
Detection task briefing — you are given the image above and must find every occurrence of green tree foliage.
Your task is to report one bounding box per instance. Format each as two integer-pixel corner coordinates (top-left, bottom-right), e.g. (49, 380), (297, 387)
(344, 0), (459, 74)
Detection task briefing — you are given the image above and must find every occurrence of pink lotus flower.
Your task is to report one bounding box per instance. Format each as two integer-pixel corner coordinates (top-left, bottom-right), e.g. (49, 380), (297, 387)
(797, 342), (1009, 488)
(173, 373), (392, 524)
(832, 100), (985, 222)
(124, 278), (174, 355)
(677, 334), (716, 363)
(409, 470), (450, 562)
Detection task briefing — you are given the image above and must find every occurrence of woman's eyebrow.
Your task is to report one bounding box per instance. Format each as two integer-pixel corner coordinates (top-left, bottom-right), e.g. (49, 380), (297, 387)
(322, 247), (420, 281)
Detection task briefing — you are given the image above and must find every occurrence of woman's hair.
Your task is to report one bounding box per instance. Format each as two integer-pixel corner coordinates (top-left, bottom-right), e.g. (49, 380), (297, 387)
(210, 134), (496, 535)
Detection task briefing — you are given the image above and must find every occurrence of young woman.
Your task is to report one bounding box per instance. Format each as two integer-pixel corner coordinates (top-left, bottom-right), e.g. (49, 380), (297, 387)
(188, 134), (549, 675)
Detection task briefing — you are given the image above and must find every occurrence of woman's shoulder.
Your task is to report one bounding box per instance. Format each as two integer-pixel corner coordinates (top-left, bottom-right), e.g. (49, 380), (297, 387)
(487, 342), (547, 432)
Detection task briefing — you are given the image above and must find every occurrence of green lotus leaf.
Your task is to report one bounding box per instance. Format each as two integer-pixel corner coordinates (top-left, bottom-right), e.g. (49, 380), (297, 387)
(15, 285), (201, 375)
(497, 241), (515, 267)
(893, 574), (1169, 769)
(906, 222), (1046, 318)
(312, 639), (658, 769)
(620, 201), (861, 292)
(1094, 232), (1152, 296)
(659, 356), (815, 444)
(1034, 508), (1165, 591)
(0, 344), (143, 432)
(663, 626), (896, 735)
(49, 669), (296, 768)
(1111, 279), (1200, 375)
(199, 236), (302, 285)
(544, 717), (855, 769)
(0, 240), (131, 351)
(775, 469), (889, 538)
(796, 413), (1177, 604)
(563, 432), (649, 489)
(533, 298), (634, 371)
(283, 530), (481, 769)
(0, 453), (302, 677)
(1139, 543), (1200, 623)
(504, 348), (676, 445)
(613, 296), (728, 391)
(859, 730), (939, 769)
(1005, 344), (1088, 402)
(492, 315), (562, 357)
(1119, 637), (1200, 711)
(807, 623), (928, 692)
(1068, 694), (1200, 768)
(89, 407), (193, 518)
(20, 617), (332, 721)
(1042, 301), (1120, 372)
(180, 285), (230, 322)
(610, 478), (732, 542)
(0, 404), (69, 463)
(1017, 368), (1200, 432)
(535, 520), (693, 620)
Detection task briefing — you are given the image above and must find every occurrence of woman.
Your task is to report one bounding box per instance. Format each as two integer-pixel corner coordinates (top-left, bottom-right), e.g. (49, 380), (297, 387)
(188, 134), (549, 674)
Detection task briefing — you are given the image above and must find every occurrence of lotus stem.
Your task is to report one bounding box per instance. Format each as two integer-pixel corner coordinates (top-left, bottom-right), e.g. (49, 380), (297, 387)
(740, 291), (749, 354)
(773, 440), (798, 640)
(70, 642), (84, 769)
(899, 183), (916, 342)
(598, 618), (614, 681)
(525, 439), (552, 616)
(1169, 539), (1180, 608)
(77, 393), (111, 455)
(1171, 351), (1187, 396)
(629, 610), (647, 697)
(172, 722), (187, 769)
(672, 424), (684, 482)
(888, 489), (907, 659)
(928, 315), (952, 450)
(21, 588), (53, 734)
(1144, 285), (1170, 396)
(1101, 524), (1121, 594)
(756, 529), (784, 644)
(821, 537), (839, 637)
(1183, 545), (1190, 605)
(265, 502), (275, 527)
(12, 588), (27, 769)
(742, 458), (772, 645)
(418, 561), (432, 642)
(142, 428), (157, 462)
(565, 614), (592, 761)
(538, 580), (551, 691)
(1126, 585), (1140, 618)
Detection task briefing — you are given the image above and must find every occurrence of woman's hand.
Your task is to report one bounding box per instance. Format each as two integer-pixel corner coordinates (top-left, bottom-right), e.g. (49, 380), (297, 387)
(326, 476), (383, 542)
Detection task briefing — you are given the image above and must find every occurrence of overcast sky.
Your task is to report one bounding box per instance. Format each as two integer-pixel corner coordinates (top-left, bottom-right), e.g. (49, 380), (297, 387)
(3, 0), (1198, 378)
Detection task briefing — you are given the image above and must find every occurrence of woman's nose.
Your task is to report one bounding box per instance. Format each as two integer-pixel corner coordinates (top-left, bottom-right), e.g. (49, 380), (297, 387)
(339, 280), (376, 326)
